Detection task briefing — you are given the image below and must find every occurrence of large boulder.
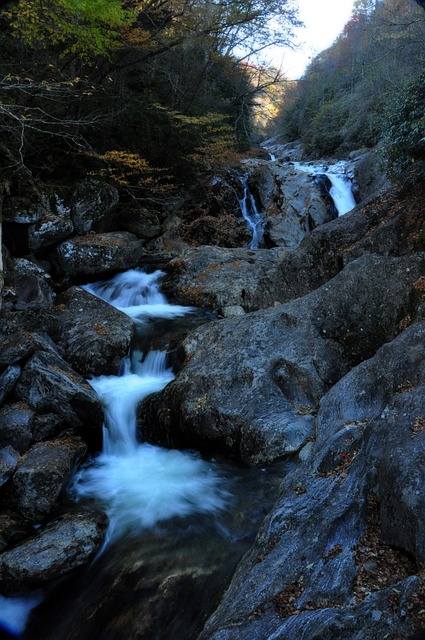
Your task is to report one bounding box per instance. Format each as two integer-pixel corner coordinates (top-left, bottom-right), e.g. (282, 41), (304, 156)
(196, 323), (425, 640)
(164, 245), (288, 312)
(2, 194), (73, 255)
(15, 349), (103, 435)
(71, 179), (119, 235)
(55, 232), (146, 276)
(7, 435), (87, 522)
(140, 253), (424, 465)
(57, 286), (134, 376)
(244, 160), (337, 247)
(8, 258), (55, 311)
(0, 509), (107, 594)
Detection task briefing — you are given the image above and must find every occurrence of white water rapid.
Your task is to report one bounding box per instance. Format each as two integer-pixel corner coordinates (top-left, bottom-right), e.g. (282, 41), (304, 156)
(234, 175), (264, 248)
(294, 160), (357, 215)
(74, 269), (228, 544)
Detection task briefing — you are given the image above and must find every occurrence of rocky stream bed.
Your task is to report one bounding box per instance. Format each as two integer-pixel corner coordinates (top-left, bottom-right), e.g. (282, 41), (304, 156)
(1, 143), (425, 639)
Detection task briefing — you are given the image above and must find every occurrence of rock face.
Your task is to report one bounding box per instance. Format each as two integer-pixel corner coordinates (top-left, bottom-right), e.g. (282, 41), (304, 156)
(196, 322), (425, 640)
(243, 159), (338, 248)
(140, 253), (424, 465)
(71, 179), (119, 235)
(57, 286), (134, 376)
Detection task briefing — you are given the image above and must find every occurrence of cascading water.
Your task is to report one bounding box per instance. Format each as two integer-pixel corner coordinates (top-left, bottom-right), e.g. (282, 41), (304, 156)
(234, 175), (264, 248)
(293, 160), (357, 215)
(74, 269), (228, 544)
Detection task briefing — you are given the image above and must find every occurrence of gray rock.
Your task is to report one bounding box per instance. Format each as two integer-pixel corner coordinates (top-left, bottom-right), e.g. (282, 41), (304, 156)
(12, 259), (56, 311)
(71, 179), (119, 235)
(28, 195), (74, 251)
(243, 160), (337, 247)
(0, 333), (34, 370)
(57, 286), (134, 376)
(2, 197), (45, 224)
(165, 245), (288, 312)
(196, 323), (425, 640)
(0, 509), (107, 594)
(0, 403), (34, 453)
(140, 254), (424, 465)
(15, 350), (103, 433)
(0, 365), (21, 407)
(0, 446), (19, 488)
(55, 232), (146, 276)
(10, 435), (87, 521)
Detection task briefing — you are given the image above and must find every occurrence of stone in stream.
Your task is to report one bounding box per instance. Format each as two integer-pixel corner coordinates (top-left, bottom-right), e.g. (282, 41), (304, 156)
(0, 509), (108, 594)
(242, 159), (338, 247)
(6, 435), (87, 522)
(140, 253), (425, 465)
(15, 349), (104, 436)
(57, 286), (135, 377)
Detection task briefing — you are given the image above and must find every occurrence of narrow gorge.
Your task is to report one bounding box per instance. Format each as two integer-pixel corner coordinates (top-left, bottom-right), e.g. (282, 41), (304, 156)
(1, 141), (425, 640)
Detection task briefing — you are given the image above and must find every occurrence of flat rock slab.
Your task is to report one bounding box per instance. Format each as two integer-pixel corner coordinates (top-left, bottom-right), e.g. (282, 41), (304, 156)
(0, 509), (108, 594)
(55, 232), (146, 276)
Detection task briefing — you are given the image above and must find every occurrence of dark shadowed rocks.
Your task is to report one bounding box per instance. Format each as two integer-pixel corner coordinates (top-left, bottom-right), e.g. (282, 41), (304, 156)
(55, 232), (146, 276)
(57, 286), (134, 376)
(71, 179), (119, 235)
(15, 350), (103, 434)
(0, 509), (107, 594)
(6, 435), (87, 522)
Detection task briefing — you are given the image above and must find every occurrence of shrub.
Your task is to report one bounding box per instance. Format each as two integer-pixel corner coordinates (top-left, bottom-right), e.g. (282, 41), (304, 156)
(380, 73), (425, 179)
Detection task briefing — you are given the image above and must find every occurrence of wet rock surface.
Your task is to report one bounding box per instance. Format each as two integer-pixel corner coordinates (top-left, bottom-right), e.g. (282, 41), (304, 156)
(55, 231), (146, 276)
(0, 509), (108, 594)
(1, 151), (425, 639)
(57, 286), (134, 376)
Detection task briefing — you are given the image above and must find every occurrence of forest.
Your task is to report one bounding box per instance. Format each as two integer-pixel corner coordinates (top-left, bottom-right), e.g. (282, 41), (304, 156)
(273, 0), (425, 178)
(0, 0), (424, 203)
(2, 2), (425, 639)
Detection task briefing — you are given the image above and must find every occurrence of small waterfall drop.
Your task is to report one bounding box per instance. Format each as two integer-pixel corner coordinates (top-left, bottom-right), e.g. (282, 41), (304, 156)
(294, 160), (357, 215)
(234, 175), (264, 248)
(74, 269), (228, 544)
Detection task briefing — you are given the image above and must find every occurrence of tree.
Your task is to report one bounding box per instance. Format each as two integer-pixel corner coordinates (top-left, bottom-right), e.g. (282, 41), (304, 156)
(5, 0), (135, 59)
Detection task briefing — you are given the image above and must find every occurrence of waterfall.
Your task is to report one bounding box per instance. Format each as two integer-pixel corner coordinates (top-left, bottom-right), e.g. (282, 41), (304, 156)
(82, 269), (192, 322)
(293, 160), (357, 215)
(74, 269), (228, 544)
(234, 175), (264, 248)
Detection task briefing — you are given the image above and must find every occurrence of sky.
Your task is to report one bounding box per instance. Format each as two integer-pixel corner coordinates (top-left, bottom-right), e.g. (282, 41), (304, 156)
(267, 0), (356, 78)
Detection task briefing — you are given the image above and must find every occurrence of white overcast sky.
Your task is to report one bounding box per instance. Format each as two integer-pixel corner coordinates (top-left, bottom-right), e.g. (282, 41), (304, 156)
(267, 0), (356, 78)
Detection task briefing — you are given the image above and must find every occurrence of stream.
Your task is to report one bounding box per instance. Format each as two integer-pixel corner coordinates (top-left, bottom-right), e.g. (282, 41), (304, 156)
(0, 150), (357, 639)
(17, 270), (284, 640)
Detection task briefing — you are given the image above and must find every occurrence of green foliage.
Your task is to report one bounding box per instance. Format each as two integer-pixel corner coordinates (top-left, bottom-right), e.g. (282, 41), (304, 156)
(272, 0), (425, 163)
(303, 99), (348, 156)
(380, 73), (425, 179)
(5, 0), (134, 60)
